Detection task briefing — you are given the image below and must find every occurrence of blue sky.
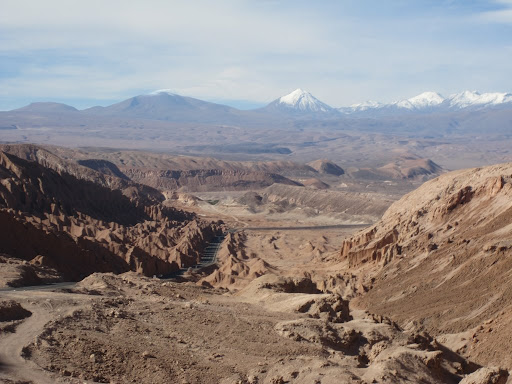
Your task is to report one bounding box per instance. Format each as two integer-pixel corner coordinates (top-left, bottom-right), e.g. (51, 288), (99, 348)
(1, 0), (511, 110)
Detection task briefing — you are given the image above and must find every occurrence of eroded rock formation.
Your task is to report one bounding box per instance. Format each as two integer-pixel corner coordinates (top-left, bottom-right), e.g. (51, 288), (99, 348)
(198, 232), (272, 289)
(0, 151), (222, 283)
(340, 163), (512, 369)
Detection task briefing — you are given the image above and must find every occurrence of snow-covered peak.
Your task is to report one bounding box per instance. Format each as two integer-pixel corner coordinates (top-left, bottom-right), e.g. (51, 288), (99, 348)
(149, 89), (178, 96)
(349, 100), (383, 110)
(277, 89), (333, 113)
(279, 88), (307, 104)
(406, 91), (445, 108)
(340, 90), (512, 116)
(394, 92), (445, 110)
(338, 100), (383, 114)
(447, 91), (512, 108)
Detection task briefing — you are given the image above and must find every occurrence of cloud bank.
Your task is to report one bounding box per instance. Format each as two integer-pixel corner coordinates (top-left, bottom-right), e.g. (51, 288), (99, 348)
(0, 0), (511, 110)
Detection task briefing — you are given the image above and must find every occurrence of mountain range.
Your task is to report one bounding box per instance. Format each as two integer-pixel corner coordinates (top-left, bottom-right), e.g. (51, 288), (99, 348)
(10, 89), (512, 120)
(3, 88), (512, 149)
(340, 90), (512, 116)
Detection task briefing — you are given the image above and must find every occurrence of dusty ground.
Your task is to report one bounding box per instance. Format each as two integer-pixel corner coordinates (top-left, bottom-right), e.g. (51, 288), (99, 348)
(0, 271), (492, 384)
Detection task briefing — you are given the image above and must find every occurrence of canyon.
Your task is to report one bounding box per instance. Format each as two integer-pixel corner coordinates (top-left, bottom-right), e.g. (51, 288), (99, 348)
(0, 143), (511, 384)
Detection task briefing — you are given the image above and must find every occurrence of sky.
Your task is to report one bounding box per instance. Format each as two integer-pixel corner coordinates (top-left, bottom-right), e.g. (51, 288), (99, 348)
(1, 0), (512, 110)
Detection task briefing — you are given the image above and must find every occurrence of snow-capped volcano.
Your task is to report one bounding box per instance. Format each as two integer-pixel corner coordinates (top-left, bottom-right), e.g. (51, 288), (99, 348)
(340, 90), (512, 116)
(264, 89), (336, 115)
(278, 89), (332, 112)
(149, 89), (178, 96)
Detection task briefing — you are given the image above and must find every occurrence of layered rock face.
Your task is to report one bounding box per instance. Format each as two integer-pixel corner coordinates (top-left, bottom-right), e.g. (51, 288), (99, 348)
(260, 184), (392, 223)
(0, 143), (163, 201)
(122, 168), (302, 192)
(0, 151), (221, 283)
(340, 162), (512, 369)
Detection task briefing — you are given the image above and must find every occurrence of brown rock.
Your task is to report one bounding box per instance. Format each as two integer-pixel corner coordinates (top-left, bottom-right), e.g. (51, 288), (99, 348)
(0, 300), (32, 321)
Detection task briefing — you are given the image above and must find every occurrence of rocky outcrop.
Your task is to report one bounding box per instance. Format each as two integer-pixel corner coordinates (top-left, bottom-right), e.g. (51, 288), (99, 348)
(0, 254), (62, 287)
(0, 253), (42, 287)
(339, 162), (512, 369)
(459, 368), (508, 384)
(0, 151), (222, 282)
(0, 300), (32, 321)
(199, 232), (272, 289)
(296, 295), (352, 323)
(260, 276), (321, 294)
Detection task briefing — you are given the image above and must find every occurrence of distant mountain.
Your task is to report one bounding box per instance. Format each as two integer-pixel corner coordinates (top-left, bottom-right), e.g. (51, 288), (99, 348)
(340, 91), (512, 116)
(260, 89), (338, 117)
(398, 91), (445, 110)
(5, 89), (512, 139)
(83, 91), (240, 123)
(13, 102), (78, 113)
(445, 90), (512, 109)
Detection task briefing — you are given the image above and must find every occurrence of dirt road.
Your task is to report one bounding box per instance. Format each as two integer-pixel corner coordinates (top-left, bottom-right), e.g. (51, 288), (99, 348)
(0, 290), (91, 384)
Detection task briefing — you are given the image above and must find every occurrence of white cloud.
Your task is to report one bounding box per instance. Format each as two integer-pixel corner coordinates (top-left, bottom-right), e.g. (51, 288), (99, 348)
(478, 0), (512, 23)
(480, 9), (512, 22)
(0, 1), (512, 109)
(0, 1), (331, 54)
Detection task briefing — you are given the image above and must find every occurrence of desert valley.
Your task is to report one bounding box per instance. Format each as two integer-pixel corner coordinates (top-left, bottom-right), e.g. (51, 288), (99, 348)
(0, 85), (512, 384)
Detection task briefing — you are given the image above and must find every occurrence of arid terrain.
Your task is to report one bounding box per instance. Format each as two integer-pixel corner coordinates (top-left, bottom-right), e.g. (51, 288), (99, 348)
(0, 143), (511, 383)
(4, 0), (512, 381)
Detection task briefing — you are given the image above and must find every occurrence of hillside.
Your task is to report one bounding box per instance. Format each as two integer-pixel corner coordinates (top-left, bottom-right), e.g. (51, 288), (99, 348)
(0, 144), (163, 201)
(0, 144), (312, 192)
(307, 159), (345, 176)
(0, 151), (221, 284)
(13, 102), (78, 113)
(340, 162), (512, 369)
(123, 168), (303, 192)
(349, 155), (444, 180)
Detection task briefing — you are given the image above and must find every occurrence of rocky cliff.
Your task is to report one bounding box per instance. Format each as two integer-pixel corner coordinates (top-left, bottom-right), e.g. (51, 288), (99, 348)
(340, 162), (512, 369)
(0, 144), (163, 201)
(0, 151), (222, 283)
